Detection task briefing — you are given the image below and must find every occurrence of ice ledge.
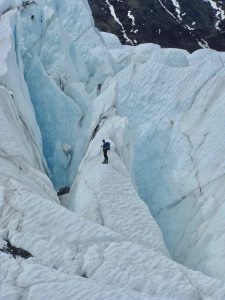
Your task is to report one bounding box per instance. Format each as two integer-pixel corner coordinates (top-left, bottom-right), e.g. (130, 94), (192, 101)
(67, 113), (169, 255)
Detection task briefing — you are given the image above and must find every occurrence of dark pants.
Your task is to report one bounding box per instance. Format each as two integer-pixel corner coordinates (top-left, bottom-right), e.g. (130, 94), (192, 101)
(103, 149), (108, 163)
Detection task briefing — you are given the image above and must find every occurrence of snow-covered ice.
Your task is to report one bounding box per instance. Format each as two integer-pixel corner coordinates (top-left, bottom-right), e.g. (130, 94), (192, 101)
(115, 45), (225, 279)
(1, 0), (225, 299)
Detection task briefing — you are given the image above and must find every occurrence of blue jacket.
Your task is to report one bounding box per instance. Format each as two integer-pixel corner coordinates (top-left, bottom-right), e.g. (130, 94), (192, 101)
(102, 142), (110, 150)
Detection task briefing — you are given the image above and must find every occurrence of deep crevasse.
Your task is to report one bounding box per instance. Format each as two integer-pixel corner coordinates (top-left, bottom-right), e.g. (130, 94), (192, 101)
(1, 1), (225, 299)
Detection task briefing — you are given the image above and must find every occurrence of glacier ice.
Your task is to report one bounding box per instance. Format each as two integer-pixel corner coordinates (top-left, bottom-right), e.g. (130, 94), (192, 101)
(1, 0), (225, 299)
(114, 44), (225, 279)
(17, 0), (121, 189)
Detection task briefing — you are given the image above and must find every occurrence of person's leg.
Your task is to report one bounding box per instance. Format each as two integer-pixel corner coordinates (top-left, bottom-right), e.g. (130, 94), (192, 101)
(105, 150), (108, 163)
(103, 150), (107, 163)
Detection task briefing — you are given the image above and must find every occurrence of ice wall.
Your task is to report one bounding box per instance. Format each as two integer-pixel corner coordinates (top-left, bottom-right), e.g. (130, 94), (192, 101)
(1, 0), (225, 298)
(0, 8), (46, 173)
(2, 8), (224, 300)
(17, 0), (117, 189)
(113, 44), (225, 279)
(59, 82), (225, 300)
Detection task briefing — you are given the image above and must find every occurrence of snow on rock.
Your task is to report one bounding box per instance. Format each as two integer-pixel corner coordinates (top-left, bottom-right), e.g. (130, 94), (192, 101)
(105, 0), (134, 45)
(204, 0), (225, 30)
(157, 0), (177, 21)
(171, 0), (182, 21)
(198, 39), (210, 49)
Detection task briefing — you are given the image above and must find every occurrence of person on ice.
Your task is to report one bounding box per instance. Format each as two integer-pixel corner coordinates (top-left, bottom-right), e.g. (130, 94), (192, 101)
(101, 139), (110, 164)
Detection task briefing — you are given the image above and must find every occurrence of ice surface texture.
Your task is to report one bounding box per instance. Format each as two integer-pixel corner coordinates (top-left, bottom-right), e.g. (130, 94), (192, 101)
(114, 45), (225, 279)
(1, 0), (225, 299)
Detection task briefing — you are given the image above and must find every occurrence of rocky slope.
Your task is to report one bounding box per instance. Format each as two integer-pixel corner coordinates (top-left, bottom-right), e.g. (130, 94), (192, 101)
(88, 0), (225, 52)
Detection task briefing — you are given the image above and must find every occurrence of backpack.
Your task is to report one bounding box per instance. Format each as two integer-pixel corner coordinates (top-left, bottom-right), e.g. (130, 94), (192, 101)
(105, 142), (110, 151)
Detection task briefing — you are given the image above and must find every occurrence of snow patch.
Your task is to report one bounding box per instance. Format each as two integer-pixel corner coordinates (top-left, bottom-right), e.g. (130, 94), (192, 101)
(198, 39), (210, 49)
(157, 0), (177, 20)
(204, 0), (225, 30)
(184, 24), (195, 31)
(128, 10), (136, 26)
(171, 0), (182, 21)
(106, 0), (134, 45)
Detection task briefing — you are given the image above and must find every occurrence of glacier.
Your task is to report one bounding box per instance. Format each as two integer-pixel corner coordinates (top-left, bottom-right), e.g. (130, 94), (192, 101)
(1, 0), (225, 299)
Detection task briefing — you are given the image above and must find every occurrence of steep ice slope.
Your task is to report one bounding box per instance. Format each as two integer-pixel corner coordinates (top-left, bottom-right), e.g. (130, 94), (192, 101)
(66, 86), (225, 300)
(67, 86), (168, 254)
(0, 9), (213, 299)
(1, 0), (225, 299)
(0, 8), (173, 300)
(0, 9), (46, 175)
(1, 20), (225, 295)
(110, 44), (225, 279)
(18, 0), (118, 189)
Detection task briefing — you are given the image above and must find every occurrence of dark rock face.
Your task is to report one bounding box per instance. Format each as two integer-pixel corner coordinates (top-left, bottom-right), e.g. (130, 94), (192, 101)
(0, 240), (32, 259)
(88, 0), (225, 52)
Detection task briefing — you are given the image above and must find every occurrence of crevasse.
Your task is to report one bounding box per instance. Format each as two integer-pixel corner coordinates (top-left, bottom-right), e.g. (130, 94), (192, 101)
(1, 1), (225, 299)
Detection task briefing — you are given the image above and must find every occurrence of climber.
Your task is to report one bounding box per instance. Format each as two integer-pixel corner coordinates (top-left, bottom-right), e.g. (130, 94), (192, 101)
(101, 139), (110, 164)
(97, 83), (102, 95)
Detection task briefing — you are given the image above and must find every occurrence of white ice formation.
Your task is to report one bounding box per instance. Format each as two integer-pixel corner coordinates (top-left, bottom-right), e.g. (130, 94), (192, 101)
(1, 0), (225, 299)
